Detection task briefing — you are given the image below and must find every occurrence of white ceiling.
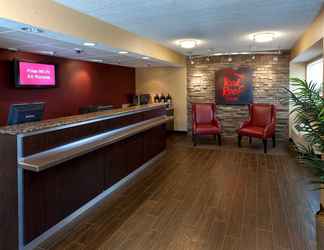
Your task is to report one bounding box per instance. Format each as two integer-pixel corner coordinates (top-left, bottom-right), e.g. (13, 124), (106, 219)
(54, 0), (324, 55)
(0, 19), (172, 68)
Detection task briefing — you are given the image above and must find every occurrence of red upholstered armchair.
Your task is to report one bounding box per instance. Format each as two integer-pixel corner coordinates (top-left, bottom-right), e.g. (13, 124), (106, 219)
(192, 103), (222, 146)
(237, 103), (276, 153)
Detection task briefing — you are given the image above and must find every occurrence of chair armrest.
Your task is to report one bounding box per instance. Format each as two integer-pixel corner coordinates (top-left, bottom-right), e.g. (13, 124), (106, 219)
(239, 120), (251, 129)
(213, 117), (221, 129)
(264, 122), (276, 138)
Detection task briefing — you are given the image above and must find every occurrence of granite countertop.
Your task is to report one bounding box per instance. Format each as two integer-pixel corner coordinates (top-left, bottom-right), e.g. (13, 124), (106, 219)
(0, 103), (166, 136)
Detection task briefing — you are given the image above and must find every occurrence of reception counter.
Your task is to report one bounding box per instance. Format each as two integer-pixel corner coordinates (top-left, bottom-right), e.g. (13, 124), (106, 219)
(0, 103), (169, 250)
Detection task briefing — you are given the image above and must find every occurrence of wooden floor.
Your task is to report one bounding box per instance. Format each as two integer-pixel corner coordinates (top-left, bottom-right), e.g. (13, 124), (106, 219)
(38, 134), (320, 250)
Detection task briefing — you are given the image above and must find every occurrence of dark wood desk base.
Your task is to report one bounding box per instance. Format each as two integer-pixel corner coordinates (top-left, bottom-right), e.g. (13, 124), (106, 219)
(23, 125), (166, 244)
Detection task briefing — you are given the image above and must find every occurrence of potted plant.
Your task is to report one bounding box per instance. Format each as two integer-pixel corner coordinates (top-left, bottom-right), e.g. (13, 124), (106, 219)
(287, 77), (324, 249)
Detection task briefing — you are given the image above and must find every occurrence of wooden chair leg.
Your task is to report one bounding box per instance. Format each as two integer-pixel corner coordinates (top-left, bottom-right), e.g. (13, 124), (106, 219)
(272, 135), (276, 148)
(263, 139), (267, 153)
(249, 137), (252, 144)
(192, 134), (197, 146)
(238, 135), (242, 147)
(217, 134), (221, 146)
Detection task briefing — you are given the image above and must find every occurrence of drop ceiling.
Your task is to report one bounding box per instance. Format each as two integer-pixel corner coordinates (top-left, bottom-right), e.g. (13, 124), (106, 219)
(0, 19), (172, 68)
(54, 0), (324, 55)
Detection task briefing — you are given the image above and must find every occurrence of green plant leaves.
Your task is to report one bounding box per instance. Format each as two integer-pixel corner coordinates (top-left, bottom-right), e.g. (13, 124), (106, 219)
(287, 78), (324, 185)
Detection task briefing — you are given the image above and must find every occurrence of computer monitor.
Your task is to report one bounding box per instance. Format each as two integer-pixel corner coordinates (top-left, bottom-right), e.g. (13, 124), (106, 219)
(7, 102), (45, 125)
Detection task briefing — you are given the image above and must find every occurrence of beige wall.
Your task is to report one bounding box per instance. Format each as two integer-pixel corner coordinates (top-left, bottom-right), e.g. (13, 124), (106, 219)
(291, 7), (324, 60)
(136, 67), (187, 131)
(290, 6), (324, 136)
(290, 8), (324, 138)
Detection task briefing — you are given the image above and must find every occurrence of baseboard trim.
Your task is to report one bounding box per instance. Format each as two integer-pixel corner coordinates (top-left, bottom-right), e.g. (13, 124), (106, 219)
(167, 130), (188, 134)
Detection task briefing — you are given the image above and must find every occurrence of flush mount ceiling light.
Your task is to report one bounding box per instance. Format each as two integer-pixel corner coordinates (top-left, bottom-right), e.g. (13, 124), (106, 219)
(176, 39), (200, 49)
(142, 56), (150, 60)
(21, 26), (43, 33)
(83, 42), (96, 47)
(251, 32), (276, 43)
(118, 51), (129, 54)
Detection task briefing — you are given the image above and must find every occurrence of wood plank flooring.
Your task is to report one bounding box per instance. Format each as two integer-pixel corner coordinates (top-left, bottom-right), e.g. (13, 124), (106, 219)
(37, 135), (319, 250)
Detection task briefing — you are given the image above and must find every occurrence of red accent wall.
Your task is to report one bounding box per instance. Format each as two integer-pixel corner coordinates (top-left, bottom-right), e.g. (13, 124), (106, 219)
(0, 49), (135, 126)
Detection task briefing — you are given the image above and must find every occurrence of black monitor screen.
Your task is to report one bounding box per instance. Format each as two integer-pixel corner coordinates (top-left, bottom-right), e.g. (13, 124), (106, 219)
(7, 102), (45, 125)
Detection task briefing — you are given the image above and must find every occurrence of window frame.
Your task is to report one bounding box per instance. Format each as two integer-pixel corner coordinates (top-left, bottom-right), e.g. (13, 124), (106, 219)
(306, 57), (323, 95)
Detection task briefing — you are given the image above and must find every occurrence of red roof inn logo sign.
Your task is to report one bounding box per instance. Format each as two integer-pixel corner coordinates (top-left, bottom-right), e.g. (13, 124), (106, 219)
(215, 67), (253, 105)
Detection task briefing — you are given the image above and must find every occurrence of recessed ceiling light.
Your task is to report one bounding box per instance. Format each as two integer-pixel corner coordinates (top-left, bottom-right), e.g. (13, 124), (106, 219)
(83, 42), (96, 47)
(118, 51), (129, 54)
(38, 51), (55, 56)
(176, 39), (200, 49)
(89, 59), (103, 63)
(21, 27), (43, 33)
(252, 32), (276, 43)
(142, 56), (150, 60)
(7, 48), (18, 52)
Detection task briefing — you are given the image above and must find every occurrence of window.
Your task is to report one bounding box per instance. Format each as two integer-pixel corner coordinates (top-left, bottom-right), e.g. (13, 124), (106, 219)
(306, 58), (323, 94)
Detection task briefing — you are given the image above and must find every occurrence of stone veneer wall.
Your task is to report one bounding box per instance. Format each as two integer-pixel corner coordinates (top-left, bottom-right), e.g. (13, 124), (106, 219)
(187, 53), (290, 140)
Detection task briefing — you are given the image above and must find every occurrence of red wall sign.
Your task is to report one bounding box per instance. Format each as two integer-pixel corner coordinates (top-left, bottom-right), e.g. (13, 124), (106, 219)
(215, 67), (253, 105)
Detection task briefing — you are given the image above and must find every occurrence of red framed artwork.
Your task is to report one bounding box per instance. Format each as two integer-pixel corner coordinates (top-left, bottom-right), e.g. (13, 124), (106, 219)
(215, 67), (253, 105)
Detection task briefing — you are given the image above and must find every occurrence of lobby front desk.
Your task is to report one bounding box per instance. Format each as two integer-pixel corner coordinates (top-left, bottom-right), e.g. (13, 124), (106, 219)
(0, 103), (169, 250)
